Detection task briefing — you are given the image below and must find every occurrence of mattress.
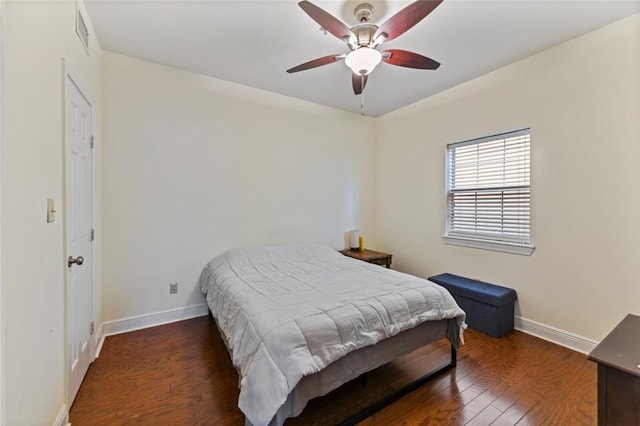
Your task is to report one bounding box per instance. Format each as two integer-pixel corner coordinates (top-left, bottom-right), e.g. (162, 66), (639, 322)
(199, 242), (466, 425)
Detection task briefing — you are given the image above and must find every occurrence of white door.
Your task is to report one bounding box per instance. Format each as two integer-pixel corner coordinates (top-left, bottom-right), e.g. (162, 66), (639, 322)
(65, 72), (93, 404)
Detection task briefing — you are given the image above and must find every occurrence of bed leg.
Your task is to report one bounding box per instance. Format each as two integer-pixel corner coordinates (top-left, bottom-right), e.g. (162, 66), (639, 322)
(360, 373), (369, 385)
(451, 344), (457, 368)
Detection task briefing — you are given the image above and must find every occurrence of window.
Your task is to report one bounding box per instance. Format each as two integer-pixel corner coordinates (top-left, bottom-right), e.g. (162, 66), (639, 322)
(444, 129), (534, 255)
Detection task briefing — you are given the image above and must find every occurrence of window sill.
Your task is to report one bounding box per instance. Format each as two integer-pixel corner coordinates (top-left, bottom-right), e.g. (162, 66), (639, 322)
(442, 235), (535, 256)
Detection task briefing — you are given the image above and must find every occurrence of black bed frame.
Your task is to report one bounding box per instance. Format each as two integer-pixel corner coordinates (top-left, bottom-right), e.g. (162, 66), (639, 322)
(211, 311), (458, 426)
(337, 344), (458, 426)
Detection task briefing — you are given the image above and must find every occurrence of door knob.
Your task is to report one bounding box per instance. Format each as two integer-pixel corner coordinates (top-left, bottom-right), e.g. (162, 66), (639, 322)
(68, 256), (84, 267)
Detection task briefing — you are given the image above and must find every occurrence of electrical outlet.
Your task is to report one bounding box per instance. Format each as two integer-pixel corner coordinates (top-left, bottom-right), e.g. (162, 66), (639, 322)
(169, 282), (178, 294)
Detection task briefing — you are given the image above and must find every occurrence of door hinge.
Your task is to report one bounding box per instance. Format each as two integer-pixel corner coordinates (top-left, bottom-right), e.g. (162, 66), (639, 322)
(90, 228), (95, 241)
(90, 135), (94, 149)
(90, 321), (95, 336)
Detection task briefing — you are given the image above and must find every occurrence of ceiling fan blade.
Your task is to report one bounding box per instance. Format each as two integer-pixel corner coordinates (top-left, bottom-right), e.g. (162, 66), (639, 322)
(374, 0), (443, 44)
(299, 1), (355, 44)
(352, 73), (368, 95)
(382, 49), (440, 69)
(287, 54), (345, 73)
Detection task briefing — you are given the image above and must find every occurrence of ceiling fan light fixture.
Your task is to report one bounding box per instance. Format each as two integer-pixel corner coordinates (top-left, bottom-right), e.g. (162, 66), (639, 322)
(345, 47), (382, 75)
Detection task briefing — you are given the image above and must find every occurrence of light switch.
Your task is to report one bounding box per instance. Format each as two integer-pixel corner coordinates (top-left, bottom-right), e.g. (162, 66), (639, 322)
(47, 198), (56, 223)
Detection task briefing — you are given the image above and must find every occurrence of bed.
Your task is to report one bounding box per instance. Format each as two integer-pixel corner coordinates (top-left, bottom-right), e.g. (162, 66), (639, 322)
(199, 242), (466, 426)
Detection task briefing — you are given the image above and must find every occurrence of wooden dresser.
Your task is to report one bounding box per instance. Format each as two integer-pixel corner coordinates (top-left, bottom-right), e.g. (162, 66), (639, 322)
(588, 314), (640, 425)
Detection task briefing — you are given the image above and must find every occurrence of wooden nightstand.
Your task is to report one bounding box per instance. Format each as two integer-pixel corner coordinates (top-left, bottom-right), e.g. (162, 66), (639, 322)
(340, 249), (393, 269)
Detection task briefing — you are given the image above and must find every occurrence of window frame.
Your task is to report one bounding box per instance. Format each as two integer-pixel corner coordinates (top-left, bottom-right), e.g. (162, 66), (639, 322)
(443, 129), (535, 256)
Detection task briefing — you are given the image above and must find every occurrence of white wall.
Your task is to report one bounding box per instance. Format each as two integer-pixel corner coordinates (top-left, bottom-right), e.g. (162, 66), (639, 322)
(101, 52), (376, 322)
(2, 1), (101, 423)
(376, 14), (640, 342)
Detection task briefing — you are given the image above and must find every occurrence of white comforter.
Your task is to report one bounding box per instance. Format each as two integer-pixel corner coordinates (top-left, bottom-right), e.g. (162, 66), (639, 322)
(199, 243), (465, 426)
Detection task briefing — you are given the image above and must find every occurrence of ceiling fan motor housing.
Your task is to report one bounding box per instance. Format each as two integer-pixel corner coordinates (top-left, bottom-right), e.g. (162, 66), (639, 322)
(352, 4), (379, 47)
(352, 23), (377, 47)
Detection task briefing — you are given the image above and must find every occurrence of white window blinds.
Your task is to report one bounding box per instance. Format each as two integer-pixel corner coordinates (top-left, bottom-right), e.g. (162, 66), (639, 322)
(446, 129), (531, 246)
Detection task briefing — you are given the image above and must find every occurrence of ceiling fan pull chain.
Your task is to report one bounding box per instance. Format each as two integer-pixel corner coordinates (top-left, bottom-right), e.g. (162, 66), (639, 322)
(360, 87), (366, 116)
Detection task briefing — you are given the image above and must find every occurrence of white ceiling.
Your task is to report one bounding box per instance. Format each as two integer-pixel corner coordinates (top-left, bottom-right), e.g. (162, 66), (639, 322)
(85, 0), (640, 117)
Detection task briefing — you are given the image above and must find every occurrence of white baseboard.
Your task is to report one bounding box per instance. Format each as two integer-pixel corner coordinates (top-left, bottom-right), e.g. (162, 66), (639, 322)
(98, 304), (209, 349)
(94, 321), (105, 358)
(52, 404), (68, 426)
(94, 307), (593, 359)
(515, 316), (598, 354)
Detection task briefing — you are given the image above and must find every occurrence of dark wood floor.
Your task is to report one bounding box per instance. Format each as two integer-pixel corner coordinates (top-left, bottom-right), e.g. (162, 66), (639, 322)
(70, 315), (596, 425)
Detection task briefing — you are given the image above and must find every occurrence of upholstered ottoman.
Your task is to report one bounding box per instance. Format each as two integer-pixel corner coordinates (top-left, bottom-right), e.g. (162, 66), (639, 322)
(428, 273), (517, 338)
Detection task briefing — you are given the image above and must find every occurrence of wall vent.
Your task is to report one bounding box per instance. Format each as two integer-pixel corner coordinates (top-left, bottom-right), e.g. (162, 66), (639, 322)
(76, 3), (89, 54)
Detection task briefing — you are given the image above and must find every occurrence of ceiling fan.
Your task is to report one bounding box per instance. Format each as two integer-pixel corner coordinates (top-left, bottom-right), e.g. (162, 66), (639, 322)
(287, 0), (443, 96)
